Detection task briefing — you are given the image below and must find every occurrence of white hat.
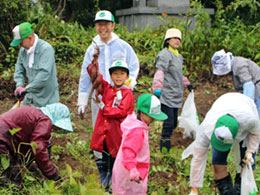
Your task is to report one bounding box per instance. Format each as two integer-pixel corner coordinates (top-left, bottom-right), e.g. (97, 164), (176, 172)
(109, 60), (129, 74)
(211, 49), (232, 75)
(95, 10), (115, 22)
(164, 28), (182, 41)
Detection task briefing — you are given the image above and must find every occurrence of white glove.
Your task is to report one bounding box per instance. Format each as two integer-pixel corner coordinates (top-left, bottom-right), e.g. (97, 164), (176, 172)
(243, 151), (254, 165)
(78, 105), (86, 115)
(97, 101), (105, 110)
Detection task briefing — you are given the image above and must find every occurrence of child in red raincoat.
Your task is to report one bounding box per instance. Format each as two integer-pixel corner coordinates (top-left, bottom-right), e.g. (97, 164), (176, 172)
(87, 60), (134, 191)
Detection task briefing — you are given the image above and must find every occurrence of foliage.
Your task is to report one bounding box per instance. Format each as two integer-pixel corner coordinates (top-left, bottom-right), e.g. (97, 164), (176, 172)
(0, 1), (260, 193)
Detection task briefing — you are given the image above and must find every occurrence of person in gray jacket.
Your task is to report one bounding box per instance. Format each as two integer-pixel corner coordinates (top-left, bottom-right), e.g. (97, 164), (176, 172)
(152, 28), (192, 152)
(10, 22), (59, 107)
(211, 49), (260, 116)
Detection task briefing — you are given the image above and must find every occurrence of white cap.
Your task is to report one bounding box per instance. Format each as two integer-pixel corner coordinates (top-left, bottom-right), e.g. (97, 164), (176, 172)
(211, 49), (232, 75)
(164, 28), (182, 41)
(109, 60), (129, 74)
(214, 126), (234, 144)
(95, 10), (115, 22)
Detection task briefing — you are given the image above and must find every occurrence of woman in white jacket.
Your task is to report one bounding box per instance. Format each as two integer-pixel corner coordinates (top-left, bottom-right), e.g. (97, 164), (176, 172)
(188, 93), (260, 195)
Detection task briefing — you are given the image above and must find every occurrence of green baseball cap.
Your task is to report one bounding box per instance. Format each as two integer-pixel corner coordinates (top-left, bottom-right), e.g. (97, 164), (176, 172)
(95, 10), (115, 23)
(10, 22), (33, 47)
(109, 60), (129, 75)
(211, 114), (239, 152)
(137, 94), (168, 121)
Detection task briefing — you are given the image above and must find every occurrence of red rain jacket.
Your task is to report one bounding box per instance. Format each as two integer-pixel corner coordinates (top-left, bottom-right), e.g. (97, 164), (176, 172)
(90, 76), (134, 157)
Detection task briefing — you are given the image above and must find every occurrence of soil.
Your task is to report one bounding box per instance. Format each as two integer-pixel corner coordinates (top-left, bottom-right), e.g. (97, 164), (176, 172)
(0, 73), (235, 192)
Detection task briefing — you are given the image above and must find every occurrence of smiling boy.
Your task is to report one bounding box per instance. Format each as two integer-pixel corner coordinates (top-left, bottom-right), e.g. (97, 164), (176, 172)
(87, 60), (135, 191)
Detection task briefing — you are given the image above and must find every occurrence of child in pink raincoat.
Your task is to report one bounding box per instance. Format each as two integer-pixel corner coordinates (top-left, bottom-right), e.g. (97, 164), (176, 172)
(112, 93), (168, 195)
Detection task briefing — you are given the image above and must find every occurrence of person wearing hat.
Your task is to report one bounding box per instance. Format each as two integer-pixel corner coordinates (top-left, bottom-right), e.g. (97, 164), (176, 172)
(211, 49), (260, 116)
(152, 28), (193, 152)
(10, 22), (59, 107)
(78, 9), (139, 123)
(187, 93), (260, 195)
(112, 93), (168, 195)
(0, 103), (73, 186)
(87, 59), (135, 191)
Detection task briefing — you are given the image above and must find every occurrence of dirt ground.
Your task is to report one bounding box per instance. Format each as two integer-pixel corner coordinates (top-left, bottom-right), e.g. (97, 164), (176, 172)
(0, 74), (235, 186)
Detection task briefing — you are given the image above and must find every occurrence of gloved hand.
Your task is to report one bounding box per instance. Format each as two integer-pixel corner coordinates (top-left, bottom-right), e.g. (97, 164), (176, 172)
(78, 105), (86, 118)
(53, 175), (63, 183)
(53, 175), (62, 181)
(14, 86), (27, 98)
(129, 168), (142, 183)
(97, 101), (105, 110)
(242, 151), (254, 165)
(154, 89), (162, 98)
(187, 84), (194, 92)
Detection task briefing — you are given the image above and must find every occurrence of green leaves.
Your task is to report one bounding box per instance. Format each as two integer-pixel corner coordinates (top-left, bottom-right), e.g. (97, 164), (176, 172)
(0, 154), (10, 170)
(9, 127), (21, 136)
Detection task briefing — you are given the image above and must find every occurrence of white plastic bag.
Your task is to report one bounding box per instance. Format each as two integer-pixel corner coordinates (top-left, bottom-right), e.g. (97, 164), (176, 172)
(178, 90), (200, 139)
(241, 163), (258, 195)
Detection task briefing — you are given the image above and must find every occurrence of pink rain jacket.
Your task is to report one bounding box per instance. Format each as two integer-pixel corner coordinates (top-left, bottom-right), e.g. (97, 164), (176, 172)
(112, 113), (150, 195)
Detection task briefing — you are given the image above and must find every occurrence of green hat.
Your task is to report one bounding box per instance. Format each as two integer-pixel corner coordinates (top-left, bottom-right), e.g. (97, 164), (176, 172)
(137, 94), (168, 121)
(10, 22), (33, 47)
(109, 60), (129, 75)
(95, 10), (115, 23)
(211, 114), (239, 152)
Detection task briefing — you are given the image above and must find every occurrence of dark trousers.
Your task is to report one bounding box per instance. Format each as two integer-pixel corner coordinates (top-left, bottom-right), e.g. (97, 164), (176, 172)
(161, 104), (178, 138)
(160, 104), (178, 151)
(102, 141), (115, 175)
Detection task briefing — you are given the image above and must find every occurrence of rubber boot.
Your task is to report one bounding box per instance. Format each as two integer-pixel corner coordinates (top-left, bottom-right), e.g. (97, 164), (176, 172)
(215, 173), (235, 195)
(95, 158), (107, 187)
(160, 138), (171, 152)
(233, 173), (241, 195)
(104, 170), (112, 194)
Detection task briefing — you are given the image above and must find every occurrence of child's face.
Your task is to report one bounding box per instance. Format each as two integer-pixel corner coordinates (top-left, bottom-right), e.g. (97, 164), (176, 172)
(141, 112), (154, 125)
(110, 69), (129, 88)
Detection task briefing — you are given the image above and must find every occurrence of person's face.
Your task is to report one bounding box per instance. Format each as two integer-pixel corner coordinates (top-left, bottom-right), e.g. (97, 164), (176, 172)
(95, 20), (115, 43)
(20, 34), (34, 50)
(141, 112), (154, 125)
(110, 69), (129, 88)
(167, 37), (181, 49)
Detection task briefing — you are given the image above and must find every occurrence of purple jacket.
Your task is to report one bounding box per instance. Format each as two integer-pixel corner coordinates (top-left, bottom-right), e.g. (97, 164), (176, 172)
(0, 107), (59, 179)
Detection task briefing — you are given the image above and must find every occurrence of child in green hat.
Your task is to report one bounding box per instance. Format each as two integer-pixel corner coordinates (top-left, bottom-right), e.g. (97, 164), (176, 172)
(112, 93), (167, 194)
